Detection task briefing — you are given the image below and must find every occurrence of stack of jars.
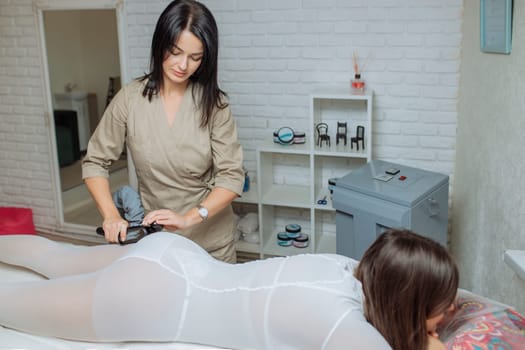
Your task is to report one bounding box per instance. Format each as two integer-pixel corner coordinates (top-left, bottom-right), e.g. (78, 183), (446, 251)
(276, 223), (309, 248)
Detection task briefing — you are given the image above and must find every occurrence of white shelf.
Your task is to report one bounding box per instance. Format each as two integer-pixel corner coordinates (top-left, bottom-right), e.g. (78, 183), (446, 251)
(313, 145), (368, 158)
(311, 90), (373, 100)
(235, 240), (260, 254)
(260, 184), (310, 207)
(314, 187), (334, 211)
(262, 231), (314, 256)
(504, 250), (525, 281)
(258, 140), (311, 154)
(240, 90), (373, 258)
(315, 233), (336, 254)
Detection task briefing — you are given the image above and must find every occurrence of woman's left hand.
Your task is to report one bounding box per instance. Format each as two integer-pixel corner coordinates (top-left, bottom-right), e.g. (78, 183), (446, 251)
(143, 209), (189, 231)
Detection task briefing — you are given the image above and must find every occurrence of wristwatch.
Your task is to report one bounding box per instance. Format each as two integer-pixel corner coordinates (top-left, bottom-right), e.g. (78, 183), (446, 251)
(197, 205), (209, 221)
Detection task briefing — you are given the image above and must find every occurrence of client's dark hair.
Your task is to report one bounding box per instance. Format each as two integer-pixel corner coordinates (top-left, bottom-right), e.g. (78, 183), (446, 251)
(354, 229), (459, 350)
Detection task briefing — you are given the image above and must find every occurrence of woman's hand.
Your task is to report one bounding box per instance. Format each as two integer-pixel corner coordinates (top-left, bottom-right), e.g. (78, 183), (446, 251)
(102, 216), (129, 243)
(143, 209), (190, 232)
(142, 188), (239, 232)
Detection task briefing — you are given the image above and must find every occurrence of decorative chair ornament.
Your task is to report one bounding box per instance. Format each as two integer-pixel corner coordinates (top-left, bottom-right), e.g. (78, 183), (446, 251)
(336, 121), (348, 145)
(350, 125), (365, 151)
(316, 123), (330, 148)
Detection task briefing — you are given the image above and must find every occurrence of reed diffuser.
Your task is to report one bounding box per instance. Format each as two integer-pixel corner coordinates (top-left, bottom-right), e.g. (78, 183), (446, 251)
(351, 51), (368, 93)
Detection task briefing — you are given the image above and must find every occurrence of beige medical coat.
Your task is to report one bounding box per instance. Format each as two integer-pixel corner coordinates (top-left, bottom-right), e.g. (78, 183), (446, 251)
(83, 80), (244, 261)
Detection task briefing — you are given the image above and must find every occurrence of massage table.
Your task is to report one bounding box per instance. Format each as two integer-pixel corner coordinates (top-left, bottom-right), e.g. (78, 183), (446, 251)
(1, 258), (524, 350)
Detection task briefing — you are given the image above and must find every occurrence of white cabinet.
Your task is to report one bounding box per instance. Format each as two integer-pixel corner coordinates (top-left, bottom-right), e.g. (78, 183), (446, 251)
(54, 92), (90, 151)
(236, 90), (373, 258)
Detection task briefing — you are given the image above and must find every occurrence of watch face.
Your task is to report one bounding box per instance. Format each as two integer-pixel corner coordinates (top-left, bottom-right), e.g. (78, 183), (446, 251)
(198, 206), (208, 219)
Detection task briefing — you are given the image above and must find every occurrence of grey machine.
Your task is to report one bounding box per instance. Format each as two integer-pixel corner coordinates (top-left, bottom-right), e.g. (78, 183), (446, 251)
(333, 160), (449, 259)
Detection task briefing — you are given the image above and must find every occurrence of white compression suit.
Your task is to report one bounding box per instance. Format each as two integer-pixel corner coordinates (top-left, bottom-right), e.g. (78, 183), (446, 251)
(0, 232), (391, 350)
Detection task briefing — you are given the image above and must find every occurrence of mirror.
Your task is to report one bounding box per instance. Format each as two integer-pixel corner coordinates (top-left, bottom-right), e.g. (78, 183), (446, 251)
(39, 2), (128, 230)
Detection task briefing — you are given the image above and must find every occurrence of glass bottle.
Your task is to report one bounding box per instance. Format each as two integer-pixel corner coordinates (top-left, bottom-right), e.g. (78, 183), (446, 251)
(351, 73), (365, 93)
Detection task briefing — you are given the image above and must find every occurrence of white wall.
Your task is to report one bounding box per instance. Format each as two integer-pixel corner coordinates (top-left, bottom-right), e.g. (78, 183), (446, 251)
(0, 1), (58, 228)
(44, 9), (121, 121)
(453, 1), (525, 313)
(44, 11), (84, 95)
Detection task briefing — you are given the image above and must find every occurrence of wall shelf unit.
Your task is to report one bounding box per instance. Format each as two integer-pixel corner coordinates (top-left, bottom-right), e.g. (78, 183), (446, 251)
(236, 90), (373, 258)
(233, 183), (259, 254)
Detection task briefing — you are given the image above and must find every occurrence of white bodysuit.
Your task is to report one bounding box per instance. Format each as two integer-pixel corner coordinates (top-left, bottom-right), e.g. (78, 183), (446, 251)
(0, 232), (391, 350)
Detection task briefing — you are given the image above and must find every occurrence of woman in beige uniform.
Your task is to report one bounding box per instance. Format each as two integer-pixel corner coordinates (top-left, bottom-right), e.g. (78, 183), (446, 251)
(82, 0), (244, 262)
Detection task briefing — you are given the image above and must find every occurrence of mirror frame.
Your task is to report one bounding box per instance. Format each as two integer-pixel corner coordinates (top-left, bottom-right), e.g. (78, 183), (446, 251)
(35, 0), (129, 240)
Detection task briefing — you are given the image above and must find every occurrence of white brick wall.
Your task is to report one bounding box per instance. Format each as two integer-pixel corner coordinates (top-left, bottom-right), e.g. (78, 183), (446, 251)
(0, 0), (462, 231)
(206, 0), (462, 177)
(0, 0), (58, 228)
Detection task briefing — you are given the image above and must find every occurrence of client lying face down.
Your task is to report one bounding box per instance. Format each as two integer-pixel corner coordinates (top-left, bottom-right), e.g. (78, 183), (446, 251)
(355, 229), (459, 350)
(0, 228), (457, 350)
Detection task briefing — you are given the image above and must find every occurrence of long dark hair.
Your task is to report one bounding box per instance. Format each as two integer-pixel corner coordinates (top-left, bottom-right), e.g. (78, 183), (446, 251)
(354, 229), (459, 350)
(140, 0), (227, 127)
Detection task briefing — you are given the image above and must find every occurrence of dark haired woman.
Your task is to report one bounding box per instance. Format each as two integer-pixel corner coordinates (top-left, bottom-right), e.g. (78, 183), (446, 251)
(355, 229), (459, 350)
(82, 0), (244, 262)
(0, 229), (457, 349)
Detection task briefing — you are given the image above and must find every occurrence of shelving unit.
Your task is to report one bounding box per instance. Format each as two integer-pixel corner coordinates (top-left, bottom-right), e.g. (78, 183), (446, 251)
(235, 90), (373, 258)
(233, 183), (260, 254)
(257, 147), (313, 256)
